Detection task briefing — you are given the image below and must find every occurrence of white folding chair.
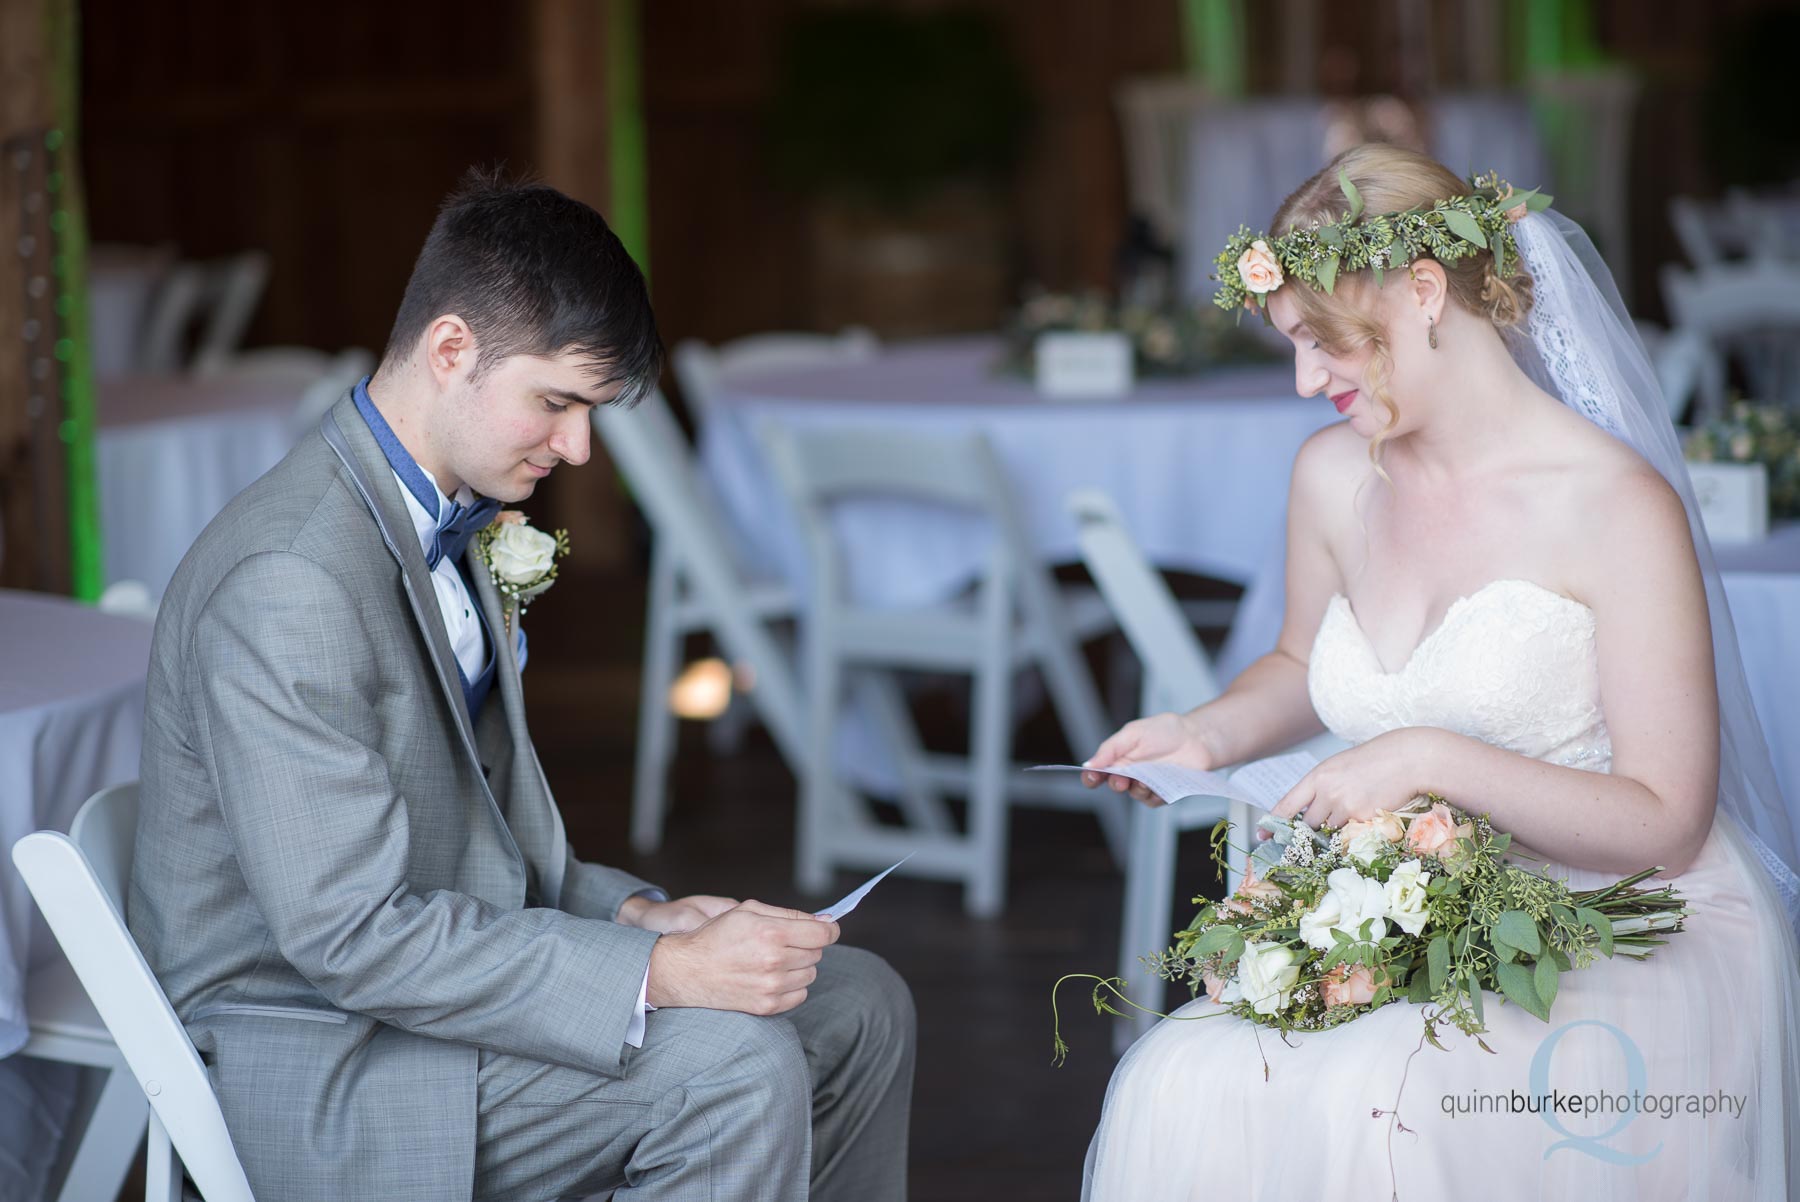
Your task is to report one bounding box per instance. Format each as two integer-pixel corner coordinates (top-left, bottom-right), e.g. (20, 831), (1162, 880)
(763, 426), (1124, 917)
(140, 252), (270, 376)
(1661, 261), (1800, 418)
(12, 783), (256, 1202)
(1068, 489), (1345, 1049)
(1113, 76), (1214, 258)
(672, 328), (878, 432)
(594, 389), (813, 853)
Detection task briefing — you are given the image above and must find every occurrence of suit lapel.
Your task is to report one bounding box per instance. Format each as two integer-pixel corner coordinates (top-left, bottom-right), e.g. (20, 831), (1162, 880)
(465, 543), (569, 907)
(320, 395), (479, 749)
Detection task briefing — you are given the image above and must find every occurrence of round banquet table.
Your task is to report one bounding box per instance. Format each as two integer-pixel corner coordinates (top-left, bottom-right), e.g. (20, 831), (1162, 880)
(0, 590), (151, 1199)
(696, 336), (1337, 608)
(98, 372), (307, 598)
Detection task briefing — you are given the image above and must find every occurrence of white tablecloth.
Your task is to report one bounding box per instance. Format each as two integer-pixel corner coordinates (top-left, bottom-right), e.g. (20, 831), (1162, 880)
(1218, 523), (1800, 813)
(698, 337), (1337, 607)
(98, 373), (305, 598)
(1180, 93), (1548, 300)
(0, 591), (150, 1199)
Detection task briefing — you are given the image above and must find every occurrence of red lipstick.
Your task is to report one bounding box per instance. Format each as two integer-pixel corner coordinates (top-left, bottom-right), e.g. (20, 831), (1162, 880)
(1330, 389), (1358, 414)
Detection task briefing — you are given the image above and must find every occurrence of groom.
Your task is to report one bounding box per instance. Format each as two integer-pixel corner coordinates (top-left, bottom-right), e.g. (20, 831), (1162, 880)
(128, 171), (914, 1201)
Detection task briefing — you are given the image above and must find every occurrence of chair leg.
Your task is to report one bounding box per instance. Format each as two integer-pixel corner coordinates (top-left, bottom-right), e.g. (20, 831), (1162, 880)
(144, 1112), (182, 1202)
(630, 546), (682, 855)
(796, 627), (841, 896)
(965, 635), (1013, 919)
(53, 1061), (148, 1202)
(1116, 800), (1179, 1054)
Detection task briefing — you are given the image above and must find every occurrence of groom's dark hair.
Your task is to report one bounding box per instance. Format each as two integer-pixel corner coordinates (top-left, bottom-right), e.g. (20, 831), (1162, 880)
(383, 166), (663, 406)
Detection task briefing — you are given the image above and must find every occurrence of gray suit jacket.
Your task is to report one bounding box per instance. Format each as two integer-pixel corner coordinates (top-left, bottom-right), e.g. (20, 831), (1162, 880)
(130, 393), (662, 1201)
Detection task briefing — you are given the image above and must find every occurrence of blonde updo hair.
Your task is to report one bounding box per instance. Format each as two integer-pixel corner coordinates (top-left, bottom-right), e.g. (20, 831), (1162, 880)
(1271, 144), (1536, 467)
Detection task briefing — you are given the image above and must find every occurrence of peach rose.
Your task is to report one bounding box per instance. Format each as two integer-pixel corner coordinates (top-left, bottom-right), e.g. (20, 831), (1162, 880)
(1222, 867), (1284, 914)
(1321, 963), (1385, 1008)
(493, 509), (526, 526)
(1496, 185), (1528, 224)
(1339, 811), (1405, 847)
(1236, 239), (1284, 295)
(1405, 801), (1475, 861)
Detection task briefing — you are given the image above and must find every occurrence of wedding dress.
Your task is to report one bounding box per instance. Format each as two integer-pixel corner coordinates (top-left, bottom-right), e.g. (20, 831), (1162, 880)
(1082, 578), (1800, 1200)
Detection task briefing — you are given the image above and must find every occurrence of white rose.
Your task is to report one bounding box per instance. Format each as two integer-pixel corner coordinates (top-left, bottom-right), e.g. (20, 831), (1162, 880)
(1235, 941), (1301, 1016)
(1383, 859), (1433, 936)
(1346, 829), (1393, 869)
(487, 521), (558, 585)
(1300, 867), (1390, 951)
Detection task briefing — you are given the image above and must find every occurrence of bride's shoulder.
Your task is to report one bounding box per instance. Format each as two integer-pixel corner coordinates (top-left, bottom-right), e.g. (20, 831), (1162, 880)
(1289, 421), (1367, 495)
(1534, 416), (1696, 586)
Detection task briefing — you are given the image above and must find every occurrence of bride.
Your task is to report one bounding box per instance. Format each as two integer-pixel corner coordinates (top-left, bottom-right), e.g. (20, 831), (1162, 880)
(1078, 144), (1800, 1199)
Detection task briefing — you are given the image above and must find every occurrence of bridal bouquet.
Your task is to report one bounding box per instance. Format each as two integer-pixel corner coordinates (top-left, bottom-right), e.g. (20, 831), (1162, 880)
(1053, 797), (1687, 1061)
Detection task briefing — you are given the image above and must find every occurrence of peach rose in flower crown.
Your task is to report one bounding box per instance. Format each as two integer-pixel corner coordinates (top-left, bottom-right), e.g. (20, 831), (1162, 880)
(1321, 963), (1385, 1008)
(1236, 239), (1284, 295)
(1405, 801), (1476, 863)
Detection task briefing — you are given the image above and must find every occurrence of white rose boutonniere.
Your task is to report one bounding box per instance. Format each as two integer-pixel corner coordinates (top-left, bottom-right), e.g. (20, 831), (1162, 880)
(475, 510), (570, 633)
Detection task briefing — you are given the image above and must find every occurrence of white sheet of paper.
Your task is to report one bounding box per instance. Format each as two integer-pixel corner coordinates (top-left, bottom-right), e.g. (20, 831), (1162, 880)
(816, 855), (913, 921)
(1027, 750), (1317, 812)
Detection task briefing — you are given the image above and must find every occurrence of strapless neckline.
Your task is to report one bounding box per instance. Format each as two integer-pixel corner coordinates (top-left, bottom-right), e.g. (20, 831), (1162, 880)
(1329, 578), (1594, 678)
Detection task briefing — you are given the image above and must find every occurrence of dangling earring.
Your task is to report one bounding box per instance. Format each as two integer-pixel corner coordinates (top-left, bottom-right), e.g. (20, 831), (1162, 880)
(1427, 316), (1439, 350)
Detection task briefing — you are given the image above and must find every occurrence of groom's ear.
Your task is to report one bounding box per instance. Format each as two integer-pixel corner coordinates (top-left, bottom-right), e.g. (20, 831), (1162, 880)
(422, 313), (478, 390)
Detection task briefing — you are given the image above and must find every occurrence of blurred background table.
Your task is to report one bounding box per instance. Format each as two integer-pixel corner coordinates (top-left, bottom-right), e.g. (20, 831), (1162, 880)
(0, 591), (151, 1199)
(96, 372), (310, 599)
(698, 335), (1336, 608)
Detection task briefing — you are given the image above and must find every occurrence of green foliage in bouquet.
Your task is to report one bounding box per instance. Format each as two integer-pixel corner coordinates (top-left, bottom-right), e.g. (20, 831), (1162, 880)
(998, 287), (1283, 380)
(1052, 797), (1686, 1064)
(1685, 400), (1800, 520)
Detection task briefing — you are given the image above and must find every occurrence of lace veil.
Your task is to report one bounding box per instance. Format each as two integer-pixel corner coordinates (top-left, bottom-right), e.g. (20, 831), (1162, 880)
(1509, 210), (1800, 931)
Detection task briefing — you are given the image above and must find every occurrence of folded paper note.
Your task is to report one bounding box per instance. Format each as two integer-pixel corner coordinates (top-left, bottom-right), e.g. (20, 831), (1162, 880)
(1027, 750), (1317, 812)
(816, 854), (914, 921)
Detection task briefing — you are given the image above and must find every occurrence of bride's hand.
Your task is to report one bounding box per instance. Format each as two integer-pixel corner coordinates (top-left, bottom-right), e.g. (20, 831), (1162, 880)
(1081, 711), (1217, 807)
(1268, 729), (1429, 832)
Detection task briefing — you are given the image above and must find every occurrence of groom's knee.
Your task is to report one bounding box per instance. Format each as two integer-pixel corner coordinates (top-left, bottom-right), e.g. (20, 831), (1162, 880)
(814, 945), (916, 1072)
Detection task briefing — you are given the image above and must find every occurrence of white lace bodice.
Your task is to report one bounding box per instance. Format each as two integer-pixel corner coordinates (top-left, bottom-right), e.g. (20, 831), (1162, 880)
(1307, 578), (1612, 772)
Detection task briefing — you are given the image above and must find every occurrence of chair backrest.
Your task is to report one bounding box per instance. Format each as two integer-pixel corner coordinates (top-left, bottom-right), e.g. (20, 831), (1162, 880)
(762, 424), (1110, 752)
(1067, 488), (1222, 712)
(593, 391), (808, 763)
(1113, 76), (1213, 254)
(13, 784), (256, 1202)
(673, 328), (879, 430)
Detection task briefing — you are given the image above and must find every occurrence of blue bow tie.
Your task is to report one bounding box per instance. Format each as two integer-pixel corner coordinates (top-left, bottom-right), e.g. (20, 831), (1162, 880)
(429, 496), (503, 570)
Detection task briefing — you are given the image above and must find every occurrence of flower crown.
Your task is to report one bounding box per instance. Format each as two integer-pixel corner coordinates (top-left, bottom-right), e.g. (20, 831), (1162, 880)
(1211, 168), (1553, 319)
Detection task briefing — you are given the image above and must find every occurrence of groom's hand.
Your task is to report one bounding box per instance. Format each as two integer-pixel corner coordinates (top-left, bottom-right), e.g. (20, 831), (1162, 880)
(645, 900), (840, 1015)
(618, 894), (739, 935)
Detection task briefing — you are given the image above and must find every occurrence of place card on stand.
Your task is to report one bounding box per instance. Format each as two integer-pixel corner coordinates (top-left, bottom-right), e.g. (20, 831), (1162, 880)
(1687, 461), (1769, 544)
(1034, 332), (1133, 400)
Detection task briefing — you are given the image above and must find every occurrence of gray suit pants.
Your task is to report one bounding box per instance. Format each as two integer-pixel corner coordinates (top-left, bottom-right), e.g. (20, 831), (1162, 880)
(473, 945), (914, 1201)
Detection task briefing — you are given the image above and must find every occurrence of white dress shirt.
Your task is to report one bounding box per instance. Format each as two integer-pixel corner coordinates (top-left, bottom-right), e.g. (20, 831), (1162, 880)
(392, 465), (654, 1049)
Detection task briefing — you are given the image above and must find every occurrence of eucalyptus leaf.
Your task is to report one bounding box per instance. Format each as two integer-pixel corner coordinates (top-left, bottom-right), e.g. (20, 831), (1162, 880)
(1317, 225), (1344, 248)
(1496, 960), (1550, 1021)
(1535, 955), (1561, 1013)
(1427, 934), (1450, 994)
(1317, 254), (1340, 295)
(1575, 906), (1615, 957)
(1195, 925), (1245, 959)
(1494, 910), (1541, 956)
(1339, 166), (1364, 220)
(1408, 970), (1434, 1004)
(1443, 208), (1487, 247)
